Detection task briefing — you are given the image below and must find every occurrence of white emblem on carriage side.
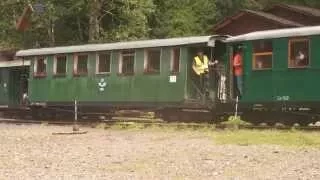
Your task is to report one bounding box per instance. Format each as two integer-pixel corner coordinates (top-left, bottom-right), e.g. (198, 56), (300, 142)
(169, 75), (176, 83)
(98, 78), (107, 92)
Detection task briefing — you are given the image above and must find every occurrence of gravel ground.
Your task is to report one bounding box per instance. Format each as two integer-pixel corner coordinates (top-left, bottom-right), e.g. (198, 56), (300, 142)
(0, 124), (320, 180)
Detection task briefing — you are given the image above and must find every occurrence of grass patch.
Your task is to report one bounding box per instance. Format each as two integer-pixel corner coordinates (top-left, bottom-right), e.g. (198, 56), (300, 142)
(97, 121), (320, 147)
(220, 116), (252, 129)
(100, 122), (216, 133)
(212, 130), (320, 147)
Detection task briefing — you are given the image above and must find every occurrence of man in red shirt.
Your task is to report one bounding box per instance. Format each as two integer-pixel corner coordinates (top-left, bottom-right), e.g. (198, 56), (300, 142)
(233, 48), (243, 96)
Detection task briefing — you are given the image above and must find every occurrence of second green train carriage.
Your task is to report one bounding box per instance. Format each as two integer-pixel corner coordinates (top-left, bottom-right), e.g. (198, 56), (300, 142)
(223, 25), (320, 125)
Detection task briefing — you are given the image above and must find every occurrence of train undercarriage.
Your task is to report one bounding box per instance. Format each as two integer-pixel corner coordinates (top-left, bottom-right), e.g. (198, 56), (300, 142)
(1, 100), (320, 127)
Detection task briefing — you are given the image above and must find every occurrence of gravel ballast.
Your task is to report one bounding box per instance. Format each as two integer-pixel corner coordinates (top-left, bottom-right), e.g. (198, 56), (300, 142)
(0, 124), (320, 180)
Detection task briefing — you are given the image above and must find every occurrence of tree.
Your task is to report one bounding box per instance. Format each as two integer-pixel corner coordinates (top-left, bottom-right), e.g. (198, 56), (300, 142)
(100, 0), (155, 42)
(0, 0), (26, 48)
(150, 0), (217, 38)
(0, 0), (319, 49)
(215, 0), (262, 21)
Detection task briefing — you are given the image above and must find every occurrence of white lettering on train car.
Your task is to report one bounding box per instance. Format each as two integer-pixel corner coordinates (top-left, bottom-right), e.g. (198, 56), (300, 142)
(276, 96), (290, 101)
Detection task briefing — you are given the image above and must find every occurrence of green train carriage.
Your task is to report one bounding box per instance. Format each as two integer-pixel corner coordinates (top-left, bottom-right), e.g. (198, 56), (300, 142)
(223, 25), (320, 125)
(14, 35), (229, 121)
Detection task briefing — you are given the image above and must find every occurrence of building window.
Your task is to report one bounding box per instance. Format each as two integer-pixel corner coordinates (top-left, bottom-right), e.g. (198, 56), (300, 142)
(288, 38), (309, 68)
(54, 55), (67, 76)
(96, 52), (111, 74)
(252, 40), (272, 70)
(34, 56), (47, 77)
(74, 54), (88, 75)
(119, 50), (134, 75)
(171, 48), (180, 73)
(144, 49), (161, 73)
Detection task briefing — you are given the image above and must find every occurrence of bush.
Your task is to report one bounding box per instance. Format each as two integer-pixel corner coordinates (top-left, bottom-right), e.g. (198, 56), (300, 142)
(220, 116), (252, 130)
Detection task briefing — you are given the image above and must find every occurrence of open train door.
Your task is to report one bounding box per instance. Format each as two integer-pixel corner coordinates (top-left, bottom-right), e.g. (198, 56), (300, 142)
(207, 35), (230, 103)
(186, 35), (230, 104)
(224, 44), (245, 101)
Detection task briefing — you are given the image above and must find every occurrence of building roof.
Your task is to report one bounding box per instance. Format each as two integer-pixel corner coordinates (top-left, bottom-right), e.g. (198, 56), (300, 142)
(225, 25), (320, 42)
(15, 35), (229, 57)
(212, 9), (302, 32)
(244, 10), (303, 27)
(270, 4), (320, 17)
(0, 59), (30, 68)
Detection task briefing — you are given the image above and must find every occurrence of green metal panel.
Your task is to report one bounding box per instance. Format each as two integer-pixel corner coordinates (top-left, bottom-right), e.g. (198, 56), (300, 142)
(185, 47), (198, 99)
(311, 36), (320, 68)
(0, 68), (9, 105)
(270, 36), (320, 102)
(240, 41), (274, 102)
(8, 69), (20, 105)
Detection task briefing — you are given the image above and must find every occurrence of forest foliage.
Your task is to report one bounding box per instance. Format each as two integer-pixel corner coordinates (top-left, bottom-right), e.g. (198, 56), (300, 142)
(0, 0), (319, 49)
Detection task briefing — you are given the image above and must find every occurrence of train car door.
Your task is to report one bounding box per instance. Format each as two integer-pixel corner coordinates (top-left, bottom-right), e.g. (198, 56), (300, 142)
(8, 66), (29, 106)
(210, 40), (227, 103)
(186, 46), (212, 101)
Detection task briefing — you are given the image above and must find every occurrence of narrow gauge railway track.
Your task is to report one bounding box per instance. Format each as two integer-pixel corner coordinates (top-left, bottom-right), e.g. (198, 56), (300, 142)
(1, 117), (320, 132)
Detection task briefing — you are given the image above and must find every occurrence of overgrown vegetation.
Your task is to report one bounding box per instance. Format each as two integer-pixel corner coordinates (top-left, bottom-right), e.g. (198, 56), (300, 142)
(1, 0), (320, 48)
(220, 116), (252, 129)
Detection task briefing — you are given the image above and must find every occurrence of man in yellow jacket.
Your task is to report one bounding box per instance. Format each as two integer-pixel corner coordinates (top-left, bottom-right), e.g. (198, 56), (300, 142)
(192, 49), (217, 95)
(192, 50), (209, 76)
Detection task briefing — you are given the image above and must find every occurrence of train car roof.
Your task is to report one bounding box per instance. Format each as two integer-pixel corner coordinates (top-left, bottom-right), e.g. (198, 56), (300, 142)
(0, 59), (30, 67)
(16, 35), (229, 57)
(225, 25), (320, 43)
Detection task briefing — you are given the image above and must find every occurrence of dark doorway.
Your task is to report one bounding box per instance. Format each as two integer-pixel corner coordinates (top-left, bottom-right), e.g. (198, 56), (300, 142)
(8, 66), (29, 106)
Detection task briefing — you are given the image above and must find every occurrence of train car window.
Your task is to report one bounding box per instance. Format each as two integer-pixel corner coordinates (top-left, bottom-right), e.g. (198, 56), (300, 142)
(54, 55), (67, 76)
(288, 38), (309, 68)
(170, 48), (180, 73)
(34, 56), (47, 77)
(252, 40), (272, 70)
(96, 53), (111, 74)
(119, 50), (135, 75)
(74, 54), (88, 75)
(144, 49), (161, 73)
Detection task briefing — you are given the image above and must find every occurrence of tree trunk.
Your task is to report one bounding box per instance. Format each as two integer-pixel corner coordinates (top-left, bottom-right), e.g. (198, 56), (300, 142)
(77, 16), (84, 42)
(50, 19), (55, 46)
(88, 0), (102, 42)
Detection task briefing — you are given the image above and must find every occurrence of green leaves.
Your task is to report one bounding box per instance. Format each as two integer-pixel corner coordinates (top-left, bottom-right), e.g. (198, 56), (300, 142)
(150, 0), (217, 38)
(0, 0), (319, 48)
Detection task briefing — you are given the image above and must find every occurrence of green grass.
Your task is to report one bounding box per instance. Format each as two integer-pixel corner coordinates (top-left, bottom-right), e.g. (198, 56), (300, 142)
(212, 130), (320, 147)
(95, 122), (320, 147)
(101, 122), (216, 132)
(220, 116), (252, 126)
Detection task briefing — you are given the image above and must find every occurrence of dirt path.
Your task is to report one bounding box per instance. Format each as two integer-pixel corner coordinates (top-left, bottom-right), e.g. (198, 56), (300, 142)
(0, 124), (319, 180)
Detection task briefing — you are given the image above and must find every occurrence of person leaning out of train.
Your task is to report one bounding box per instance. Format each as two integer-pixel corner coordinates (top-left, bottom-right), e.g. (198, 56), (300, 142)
(193, 50), (211, 93)
(233, 48), (243, 96)
(192, 49), (209, 76)
(295, 50), (307, 66)
(192, 50), (218, 76)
